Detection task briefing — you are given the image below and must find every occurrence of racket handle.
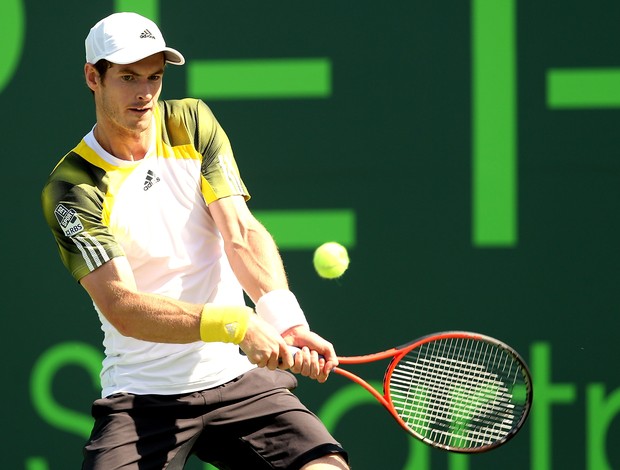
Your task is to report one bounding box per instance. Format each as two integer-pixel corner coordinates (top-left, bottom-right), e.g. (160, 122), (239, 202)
(286, 345), (325, 360)
(278, 346), (301, 366)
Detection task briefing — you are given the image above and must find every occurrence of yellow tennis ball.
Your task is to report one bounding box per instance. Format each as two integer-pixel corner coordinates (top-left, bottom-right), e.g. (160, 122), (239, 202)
(313, 242), (349, 279)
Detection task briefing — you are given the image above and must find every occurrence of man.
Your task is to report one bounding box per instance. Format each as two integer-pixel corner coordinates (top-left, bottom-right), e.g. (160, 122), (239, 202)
(41, 12), (349, 470)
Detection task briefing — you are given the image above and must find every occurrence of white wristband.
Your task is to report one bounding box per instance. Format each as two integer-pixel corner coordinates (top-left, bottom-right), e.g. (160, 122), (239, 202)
(255, 290), (309, 333)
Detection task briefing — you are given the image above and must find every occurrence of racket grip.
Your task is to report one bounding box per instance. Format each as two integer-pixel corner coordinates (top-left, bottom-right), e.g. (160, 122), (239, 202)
(286, 345), (325, 360)
(278, 346), (300, 366)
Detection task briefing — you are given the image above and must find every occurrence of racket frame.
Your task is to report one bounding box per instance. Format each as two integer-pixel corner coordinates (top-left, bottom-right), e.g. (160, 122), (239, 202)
(333, 331), (533, 453)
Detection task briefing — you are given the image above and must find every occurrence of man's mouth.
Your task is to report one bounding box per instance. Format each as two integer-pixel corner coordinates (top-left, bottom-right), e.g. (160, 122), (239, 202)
(130, 107), (151, 115)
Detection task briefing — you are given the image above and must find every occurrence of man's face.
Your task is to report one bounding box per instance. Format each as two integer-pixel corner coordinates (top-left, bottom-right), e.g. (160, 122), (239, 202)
(94, 53), (165, 136)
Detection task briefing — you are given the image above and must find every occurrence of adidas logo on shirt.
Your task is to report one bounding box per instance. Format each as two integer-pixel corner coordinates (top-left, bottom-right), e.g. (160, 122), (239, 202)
(140, 29), (156, 39)
(144, 170), (160, 191)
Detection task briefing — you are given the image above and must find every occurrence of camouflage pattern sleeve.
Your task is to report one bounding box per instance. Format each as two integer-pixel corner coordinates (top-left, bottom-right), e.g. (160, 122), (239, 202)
(41, 152), (125, 282)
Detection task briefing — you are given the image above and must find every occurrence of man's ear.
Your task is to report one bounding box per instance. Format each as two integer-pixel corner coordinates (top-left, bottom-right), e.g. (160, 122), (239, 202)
(84, 63), (99, 92)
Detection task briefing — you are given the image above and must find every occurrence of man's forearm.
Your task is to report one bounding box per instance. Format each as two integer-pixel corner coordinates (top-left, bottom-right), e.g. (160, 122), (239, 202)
(224, 220), (290, 303)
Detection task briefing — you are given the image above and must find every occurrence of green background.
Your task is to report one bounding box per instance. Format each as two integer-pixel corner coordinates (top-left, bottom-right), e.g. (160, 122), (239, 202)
(3, 1), (619, 469)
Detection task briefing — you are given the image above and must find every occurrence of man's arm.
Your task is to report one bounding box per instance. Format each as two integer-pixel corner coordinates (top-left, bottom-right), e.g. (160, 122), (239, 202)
(208, 195), (288, 303)
(79, 256), (292, 370)
(209, 195), (339, 381)
(80, 256), (203, 343)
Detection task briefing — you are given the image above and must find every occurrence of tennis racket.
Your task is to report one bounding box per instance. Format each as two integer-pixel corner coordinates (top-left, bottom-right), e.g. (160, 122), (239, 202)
(292, 331), (533, 453)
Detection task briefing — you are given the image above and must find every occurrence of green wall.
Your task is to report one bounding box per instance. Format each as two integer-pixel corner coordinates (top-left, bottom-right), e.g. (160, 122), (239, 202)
(4, 1), (620, 469)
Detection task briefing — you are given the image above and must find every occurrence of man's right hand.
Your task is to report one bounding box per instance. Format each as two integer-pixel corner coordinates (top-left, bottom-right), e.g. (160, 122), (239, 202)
(239, 314), (293, 370)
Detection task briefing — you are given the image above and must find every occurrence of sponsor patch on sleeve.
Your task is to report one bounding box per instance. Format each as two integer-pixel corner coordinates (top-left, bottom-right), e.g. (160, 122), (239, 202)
(54, 204), (85, 237)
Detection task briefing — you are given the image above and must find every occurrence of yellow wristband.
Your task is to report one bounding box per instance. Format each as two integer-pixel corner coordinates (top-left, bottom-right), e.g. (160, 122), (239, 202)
(200, 304), (252, 344)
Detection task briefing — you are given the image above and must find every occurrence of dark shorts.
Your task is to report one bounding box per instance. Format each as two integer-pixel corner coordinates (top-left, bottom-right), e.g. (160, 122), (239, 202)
(82, 368), (347, 470)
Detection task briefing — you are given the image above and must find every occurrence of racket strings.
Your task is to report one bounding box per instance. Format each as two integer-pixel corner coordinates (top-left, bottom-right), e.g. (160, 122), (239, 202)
(389, 337), (530, 450)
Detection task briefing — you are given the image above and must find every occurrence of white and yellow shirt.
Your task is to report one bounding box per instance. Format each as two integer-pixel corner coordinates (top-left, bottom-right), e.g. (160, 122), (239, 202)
(41, 98), (256, 397)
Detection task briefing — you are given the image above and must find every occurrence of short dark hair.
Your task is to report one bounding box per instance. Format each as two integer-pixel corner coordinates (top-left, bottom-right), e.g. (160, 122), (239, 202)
(94, 59), (112, 82)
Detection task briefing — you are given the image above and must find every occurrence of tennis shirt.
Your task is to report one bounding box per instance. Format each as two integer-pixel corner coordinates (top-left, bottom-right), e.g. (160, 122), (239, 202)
(41, 98), (256, 397)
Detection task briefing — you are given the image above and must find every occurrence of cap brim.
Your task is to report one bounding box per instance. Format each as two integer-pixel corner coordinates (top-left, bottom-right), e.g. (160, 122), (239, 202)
(101, 46), (185, 66)
(162, 48), (185, 65)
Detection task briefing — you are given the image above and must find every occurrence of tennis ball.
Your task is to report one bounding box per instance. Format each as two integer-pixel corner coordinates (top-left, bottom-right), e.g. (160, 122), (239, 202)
(313, 242), (349, 279)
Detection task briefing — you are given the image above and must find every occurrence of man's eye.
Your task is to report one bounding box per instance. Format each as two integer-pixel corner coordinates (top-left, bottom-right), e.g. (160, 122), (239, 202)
(149, 75), (162, 81)
(121, 75), (133, 81)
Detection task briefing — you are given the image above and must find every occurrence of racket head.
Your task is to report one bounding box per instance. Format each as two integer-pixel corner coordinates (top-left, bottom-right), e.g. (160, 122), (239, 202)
(384, 331), (533, 453)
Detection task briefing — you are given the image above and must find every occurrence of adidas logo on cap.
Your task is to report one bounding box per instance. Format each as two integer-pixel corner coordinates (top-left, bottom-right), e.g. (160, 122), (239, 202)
(140, 29), (156, 39)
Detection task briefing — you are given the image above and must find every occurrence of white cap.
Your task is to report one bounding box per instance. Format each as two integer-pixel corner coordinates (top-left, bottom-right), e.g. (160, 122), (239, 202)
(85, 12), (185, 65)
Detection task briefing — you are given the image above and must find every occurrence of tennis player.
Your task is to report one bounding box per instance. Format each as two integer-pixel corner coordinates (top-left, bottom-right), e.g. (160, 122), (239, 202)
(41, 12), (349, 470)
